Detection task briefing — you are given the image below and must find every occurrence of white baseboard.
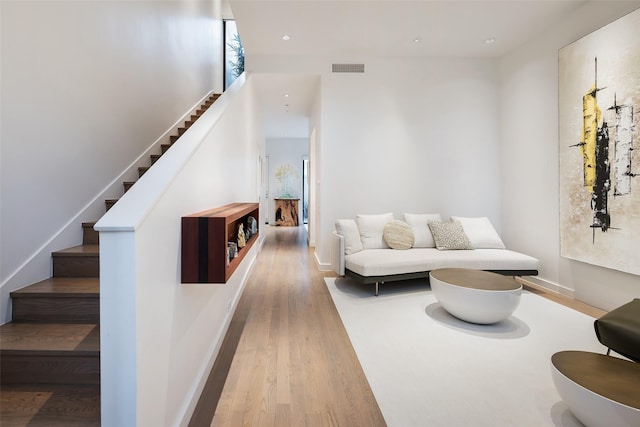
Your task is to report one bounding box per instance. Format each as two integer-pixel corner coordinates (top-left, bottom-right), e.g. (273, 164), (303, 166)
(518, 275), (575, 299)
(314, 251), (331, 271)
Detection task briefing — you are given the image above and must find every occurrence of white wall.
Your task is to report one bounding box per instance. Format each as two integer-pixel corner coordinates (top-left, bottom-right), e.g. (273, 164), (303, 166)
(499, 1), (640, 311)
(266, 138), (309, 225)
(96, 74), (264, 426)
(0, 0), (223, 321)
(304, 83), (322, 250)
(246, 2), (640, 306)
(316, 57), (501, 265)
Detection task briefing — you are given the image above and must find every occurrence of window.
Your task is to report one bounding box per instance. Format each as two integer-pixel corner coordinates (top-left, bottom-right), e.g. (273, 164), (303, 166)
(224, 20), (244, 90)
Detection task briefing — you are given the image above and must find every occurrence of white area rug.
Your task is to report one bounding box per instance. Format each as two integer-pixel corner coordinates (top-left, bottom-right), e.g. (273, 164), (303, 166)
(325, 277), (607, 427)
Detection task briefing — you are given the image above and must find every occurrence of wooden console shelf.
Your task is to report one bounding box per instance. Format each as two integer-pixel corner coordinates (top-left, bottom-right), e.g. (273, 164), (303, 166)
(181, 202), (259, 283)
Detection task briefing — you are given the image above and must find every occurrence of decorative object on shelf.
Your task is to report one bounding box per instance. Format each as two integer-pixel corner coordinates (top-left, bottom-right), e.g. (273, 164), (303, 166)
(247, 216), (257, 235)
(237, 223), (246, 248)
(228, 242), (237, 260)
(275, 198), (299, 226)
(181, 202), (259, 283)
(559, 8), (640, 275)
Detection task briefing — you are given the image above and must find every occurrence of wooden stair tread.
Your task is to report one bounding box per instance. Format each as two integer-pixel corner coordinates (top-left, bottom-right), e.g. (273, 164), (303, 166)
(0, 92), (226, 413)
(52, 245), (99, 257)
(0, 323), (99, 353)
(0, 384), (100, 426)
(10, 277), (99, 298)
(123, 181), (135, 194)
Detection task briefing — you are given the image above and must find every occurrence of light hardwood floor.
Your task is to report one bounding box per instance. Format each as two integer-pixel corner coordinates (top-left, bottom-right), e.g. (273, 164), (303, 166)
(190, 225), (607, 427)
(517, 277), (607, 319)
(204, 225), (386, 427)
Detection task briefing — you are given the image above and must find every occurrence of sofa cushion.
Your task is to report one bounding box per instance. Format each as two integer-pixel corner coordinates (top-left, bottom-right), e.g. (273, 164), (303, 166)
(451, 216), (505, 249)
(335, 219), (363, 255)
(344, 248), (540, 277)
(356, 213), (394, 249)
(403, 213), (441, 248)
(383, 220), (414, 250)
(428, 221), (474, 250)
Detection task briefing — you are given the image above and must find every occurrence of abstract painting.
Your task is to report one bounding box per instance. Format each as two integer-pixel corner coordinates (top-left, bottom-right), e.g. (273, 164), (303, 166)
(559, 8), (640, 275)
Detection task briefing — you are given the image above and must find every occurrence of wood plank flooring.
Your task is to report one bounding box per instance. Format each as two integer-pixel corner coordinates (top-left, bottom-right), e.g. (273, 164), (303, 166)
(1, 224), (607, 426)
(0, 385), (100, 427)
(192, 225), (386, 427)
(191, 226), (608, 427)
(517, 277), (607, 318)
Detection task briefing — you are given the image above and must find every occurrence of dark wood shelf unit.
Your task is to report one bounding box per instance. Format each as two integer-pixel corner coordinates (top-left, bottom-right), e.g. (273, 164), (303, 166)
(181, 202), (259, 283)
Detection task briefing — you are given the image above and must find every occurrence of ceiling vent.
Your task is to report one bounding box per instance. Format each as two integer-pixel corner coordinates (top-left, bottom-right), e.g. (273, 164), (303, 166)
(332, 63), (365, 73)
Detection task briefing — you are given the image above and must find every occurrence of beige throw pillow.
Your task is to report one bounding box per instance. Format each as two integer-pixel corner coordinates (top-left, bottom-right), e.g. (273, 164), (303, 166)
(428, 221), (474, 250)
(383, 220), (414, 250)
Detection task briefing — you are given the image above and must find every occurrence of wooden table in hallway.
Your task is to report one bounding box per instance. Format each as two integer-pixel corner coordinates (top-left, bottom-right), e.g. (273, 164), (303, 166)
(274, 198), (300, 226)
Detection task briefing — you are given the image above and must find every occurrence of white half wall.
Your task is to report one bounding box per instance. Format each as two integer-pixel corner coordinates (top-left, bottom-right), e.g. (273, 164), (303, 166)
(499, 1), (640, 311)
(96, 74), (264, 426)
(0, 0), (223, 321)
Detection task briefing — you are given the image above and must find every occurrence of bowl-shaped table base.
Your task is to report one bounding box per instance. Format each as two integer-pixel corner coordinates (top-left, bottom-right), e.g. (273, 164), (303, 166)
(551, 351), (640, 427)
(429, 268), (522, 324)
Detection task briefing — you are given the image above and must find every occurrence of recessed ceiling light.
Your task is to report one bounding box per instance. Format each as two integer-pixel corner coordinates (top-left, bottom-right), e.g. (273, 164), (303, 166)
(282, 34), (291, 41)
(485, 37), (496, 44)
(284, 94), (289, 98)
(413, 37), (421, 43)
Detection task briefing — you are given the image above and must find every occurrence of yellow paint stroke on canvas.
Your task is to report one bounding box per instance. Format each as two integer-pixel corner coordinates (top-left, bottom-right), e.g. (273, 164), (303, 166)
(580, 84), (601, 192)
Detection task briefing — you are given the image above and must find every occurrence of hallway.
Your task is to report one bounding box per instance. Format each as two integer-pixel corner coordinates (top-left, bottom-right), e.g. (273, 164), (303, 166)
(190, 225), (386, 427)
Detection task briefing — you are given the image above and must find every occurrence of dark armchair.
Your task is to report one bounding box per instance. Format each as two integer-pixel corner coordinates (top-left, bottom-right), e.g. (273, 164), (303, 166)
(594, 298), (640, 362)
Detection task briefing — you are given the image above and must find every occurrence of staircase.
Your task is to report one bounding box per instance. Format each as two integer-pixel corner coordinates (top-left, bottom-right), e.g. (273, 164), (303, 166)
(0, 93), (220, 425)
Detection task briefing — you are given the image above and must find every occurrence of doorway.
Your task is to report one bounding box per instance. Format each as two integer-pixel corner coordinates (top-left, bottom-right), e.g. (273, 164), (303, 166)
(302, 157), (309, 225)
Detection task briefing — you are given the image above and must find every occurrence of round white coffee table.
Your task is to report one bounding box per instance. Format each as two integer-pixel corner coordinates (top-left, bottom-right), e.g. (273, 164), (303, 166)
(551, 351), (640, 427)
(429, 268), (522, 324)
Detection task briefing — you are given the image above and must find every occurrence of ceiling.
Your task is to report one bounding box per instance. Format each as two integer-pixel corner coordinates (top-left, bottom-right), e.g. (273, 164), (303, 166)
(250, 73), (320, 138)
(228, 0), (590, 138)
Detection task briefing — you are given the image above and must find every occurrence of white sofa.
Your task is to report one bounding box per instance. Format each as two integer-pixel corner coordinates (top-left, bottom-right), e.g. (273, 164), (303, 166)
(330, 213), (539, 296)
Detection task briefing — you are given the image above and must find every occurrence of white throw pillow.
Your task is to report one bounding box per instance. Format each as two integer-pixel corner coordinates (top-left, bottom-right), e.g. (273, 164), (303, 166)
(451, 216), (506, 249)
(403, 213), (442, 248)
(383, 220), (414, 250)
(335, 219), (364, 254)
(356, 213), (394, 249)
(428, 221), (474, 250)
